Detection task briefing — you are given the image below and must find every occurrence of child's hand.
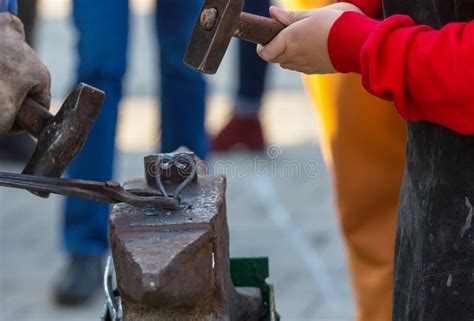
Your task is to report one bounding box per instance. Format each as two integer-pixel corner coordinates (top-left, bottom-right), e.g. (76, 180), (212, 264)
(257, 6), (344, 74)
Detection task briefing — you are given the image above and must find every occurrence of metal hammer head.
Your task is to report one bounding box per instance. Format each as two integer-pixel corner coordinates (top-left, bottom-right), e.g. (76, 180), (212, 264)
(184, 0), (244, 74)
(22, 83), (104, 195)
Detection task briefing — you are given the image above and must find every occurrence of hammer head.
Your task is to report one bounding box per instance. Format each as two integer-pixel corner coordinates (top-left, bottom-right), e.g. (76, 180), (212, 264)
(22, 83), (104, 196)
(184, 0), (244, 74)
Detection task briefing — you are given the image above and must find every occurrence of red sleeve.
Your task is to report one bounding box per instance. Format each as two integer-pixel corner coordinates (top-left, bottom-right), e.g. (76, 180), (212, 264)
(328, 12), (474, 135)
(336, 0), (382, 19)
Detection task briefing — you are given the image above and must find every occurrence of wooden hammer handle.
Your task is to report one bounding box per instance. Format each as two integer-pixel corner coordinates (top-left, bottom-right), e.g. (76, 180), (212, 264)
(233, 12), (285, 45)
(15, 97), (52, 139)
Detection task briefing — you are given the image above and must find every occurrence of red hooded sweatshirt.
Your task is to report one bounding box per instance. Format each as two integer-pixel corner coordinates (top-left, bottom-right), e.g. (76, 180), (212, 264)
(327, 0), (474, 135)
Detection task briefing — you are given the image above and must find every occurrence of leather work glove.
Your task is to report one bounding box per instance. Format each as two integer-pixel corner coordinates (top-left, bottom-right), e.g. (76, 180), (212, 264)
(0, 12), (51, 135)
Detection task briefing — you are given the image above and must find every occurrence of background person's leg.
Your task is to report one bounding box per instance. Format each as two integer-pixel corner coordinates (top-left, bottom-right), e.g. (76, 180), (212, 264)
(0, 0), (38, 162)
(308, 73), (405, 321)
(212, 0), (270, 152)
(65, 0), (128, 261)
(156, 0), (207, 159)
(17, 0), (37, 46)
(55, 0), (129, 306)
(284, 1), (406, 321)
(235, 0), (270, 117)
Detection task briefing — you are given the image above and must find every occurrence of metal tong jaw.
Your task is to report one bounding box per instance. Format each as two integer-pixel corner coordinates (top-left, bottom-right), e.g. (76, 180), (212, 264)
(0, 152), (199, 211)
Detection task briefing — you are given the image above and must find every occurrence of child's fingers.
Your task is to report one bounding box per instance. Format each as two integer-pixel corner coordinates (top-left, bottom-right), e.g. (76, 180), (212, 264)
(269, 6), (314, 26)
(256, 33), (288, 62)
(269, 6), (293, 26)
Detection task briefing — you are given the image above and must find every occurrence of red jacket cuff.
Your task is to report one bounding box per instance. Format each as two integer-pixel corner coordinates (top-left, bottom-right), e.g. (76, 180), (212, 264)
(328, 12), (380, 74)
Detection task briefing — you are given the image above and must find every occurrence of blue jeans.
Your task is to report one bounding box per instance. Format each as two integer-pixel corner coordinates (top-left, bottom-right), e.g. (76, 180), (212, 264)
(235, 0), (270, 116)
(64, 0), (206, 257)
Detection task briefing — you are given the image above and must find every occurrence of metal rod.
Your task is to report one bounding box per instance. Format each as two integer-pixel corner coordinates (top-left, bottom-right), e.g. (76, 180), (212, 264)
(0, 172), (180, 210)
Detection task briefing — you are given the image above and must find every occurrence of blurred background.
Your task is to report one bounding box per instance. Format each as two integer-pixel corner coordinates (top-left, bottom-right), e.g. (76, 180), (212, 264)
(0, 0), (354, 320)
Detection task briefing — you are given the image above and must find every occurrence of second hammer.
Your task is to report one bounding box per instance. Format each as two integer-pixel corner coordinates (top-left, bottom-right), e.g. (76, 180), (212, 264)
(184, 0), (285, 74)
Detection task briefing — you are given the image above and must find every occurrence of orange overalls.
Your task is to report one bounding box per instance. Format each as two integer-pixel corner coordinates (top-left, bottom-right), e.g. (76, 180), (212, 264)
(281, 1), (407, 320)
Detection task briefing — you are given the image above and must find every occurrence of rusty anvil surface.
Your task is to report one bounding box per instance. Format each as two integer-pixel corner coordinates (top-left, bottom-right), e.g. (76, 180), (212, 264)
(109, 175), (265, 321)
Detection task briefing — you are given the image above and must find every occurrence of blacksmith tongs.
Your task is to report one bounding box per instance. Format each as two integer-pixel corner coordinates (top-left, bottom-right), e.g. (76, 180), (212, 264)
(0, 172), (180, 210)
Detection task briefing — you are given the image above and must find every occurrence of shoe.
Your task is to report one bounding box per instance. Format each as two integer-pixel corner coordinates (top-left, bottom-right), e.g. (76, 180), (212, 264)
(53, 256), (103, 306)
(212, 115), (265, 152)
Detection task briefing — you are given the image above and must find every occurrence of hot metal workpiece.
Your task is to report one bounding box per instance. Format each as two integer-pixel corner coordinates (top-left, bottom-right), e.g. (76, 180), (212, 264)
(108, 172), (266, 321)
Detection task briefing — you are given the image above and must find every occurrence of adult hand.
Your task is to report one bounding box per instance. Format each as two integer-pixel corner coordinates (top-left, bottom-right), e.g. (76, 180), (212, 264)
(0, 12), (51, 135)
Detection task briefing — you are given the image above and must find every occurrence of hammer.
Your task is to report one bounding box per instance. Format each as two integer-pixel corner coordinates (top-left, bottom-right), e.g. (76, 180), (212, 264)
(184, 0), (285, 74)
(15, 83), (105, 197)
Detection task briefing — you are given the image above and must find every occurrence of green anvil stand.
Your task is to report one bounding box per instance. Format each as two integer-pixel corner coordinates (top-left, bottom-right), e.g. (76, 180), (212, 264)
(102, 258), (279, 321)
